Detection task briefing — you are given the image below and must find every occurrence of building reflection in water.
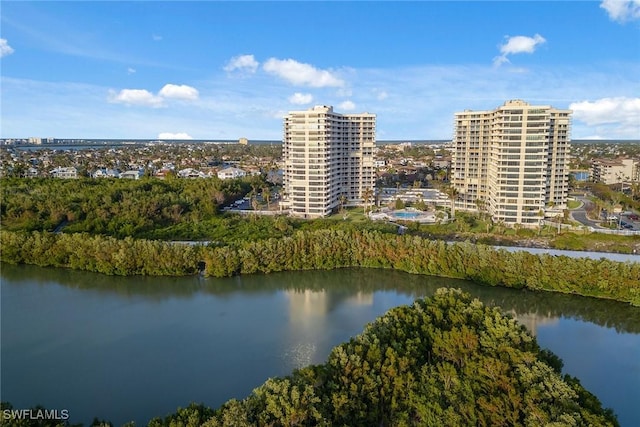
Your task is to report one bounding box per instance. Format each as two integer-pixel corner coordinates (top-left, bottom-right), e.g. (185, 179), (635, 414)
(283, 289), (374, 368)
(507, 310), (559, 336)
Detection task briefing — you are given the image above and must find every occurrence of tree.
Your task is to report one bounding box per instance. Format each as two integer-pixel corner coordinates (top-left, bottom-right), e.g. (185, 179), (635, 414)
(262, 186), (271, 210)
(362, 187), (374, 215)
(445, 186), (459, 219)
(340, 194), (347, 214)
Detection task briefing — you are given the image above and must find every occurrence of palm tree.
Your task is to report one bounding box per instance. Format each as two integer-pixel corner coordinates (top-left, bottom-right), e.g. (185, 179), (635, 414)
(362, 187), (374, 215)
(339, 194), (347, 214)
(592, 198), (604, 221)
(445, 186), (459, 219)
(262, 186), (271, 210)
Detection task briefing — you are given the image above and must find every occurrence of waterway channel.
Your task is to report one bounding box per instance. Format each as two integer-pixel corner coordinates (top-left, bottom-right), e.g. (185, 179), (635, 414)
(1, 263), (639, 426)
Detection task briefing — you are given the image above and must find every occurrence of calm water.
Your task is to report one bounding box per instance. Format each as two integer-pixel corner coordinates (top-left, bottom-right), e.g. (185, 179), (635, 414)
(2, 264), (639, 426)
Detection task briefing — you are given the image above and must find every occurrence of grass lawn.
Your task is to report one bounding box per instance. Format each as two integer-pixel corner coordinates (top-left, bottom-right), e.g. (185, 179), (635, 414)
(567, 200), (582, 209)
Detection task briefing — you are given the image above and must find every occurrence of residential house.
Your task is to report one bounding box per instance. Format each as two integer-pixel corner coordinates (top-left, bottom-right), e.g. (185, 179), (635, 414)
(217, 167), (246, 180)
(50, 166), (78, 179)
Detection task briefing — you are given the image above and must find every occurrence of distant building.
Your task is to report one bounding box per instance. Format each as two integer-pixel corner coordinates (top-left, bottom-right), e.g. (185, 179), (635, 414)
(282, 105), (375, 218)
(50, 166), (78, 179)
(452, 99), (571, 226)
(432, 157), (451, 169)
(119, 170), (143, 180)
(217, 167), (246, 180)
(92, 168), (120, 178)
(591, 158), (636, 185)
(177, 168), (206, 179)
(238, 137), (249, 145)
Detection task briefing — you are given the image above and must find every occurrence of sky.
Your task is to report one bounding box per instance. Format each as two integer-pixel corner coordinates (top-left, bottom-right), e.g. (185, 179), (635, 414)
(1, 1), (639, 141)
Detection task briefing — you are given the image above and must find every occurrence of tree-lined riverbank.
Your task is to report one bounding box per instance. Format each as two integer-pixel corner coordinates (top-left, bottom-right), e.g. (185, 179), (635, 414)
(2, 229), (639, 305)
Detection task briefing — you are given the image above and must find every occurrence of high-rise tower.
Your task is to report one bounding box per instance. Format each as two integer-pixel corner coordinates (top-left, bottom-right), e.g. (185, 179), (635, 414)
(282, 105), (375, 218)
(452, 100), (571, 225)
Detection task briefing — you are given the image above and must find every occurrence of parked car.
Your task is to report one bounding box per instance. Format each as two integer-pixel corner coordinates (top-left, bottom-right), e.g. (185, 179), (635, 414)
(628, 214), (639, 221)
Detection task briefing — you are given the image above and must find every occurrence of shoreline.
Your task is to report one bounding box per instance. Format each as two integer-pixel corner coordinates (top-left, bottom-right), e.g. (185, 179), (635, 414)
(2, 229), (639, 306)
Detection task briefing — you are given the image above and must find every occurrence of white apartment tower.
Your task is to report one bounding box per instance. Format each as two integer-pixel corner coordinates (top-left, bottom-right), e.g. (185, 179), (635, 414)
(452, 100), (571, 226)
(282, 105), (376, 218)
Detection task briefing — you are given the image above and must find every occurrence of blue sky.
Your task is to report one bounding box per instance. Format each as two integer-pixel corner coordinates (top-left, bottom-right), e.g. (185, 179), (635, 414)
(1, 1), (639, 140)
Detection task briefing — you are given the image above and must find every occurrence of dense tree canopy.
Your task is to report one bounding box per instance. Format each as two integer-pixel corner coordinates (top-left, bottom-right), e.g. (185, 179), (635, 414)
(2, 229), (639, 304)
(0, 177), (254, 238)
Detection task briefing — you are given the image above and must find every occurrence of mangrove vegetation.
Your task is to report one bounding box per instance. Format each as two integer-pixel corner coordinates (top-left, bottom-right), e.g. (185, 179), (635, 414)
(2, 229), (639, 305)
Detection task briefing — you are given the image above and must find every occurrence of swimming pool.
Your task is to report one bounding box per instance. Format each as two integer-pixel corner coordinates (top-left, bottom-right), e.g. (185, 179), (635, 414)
(391, 211), (420, 219)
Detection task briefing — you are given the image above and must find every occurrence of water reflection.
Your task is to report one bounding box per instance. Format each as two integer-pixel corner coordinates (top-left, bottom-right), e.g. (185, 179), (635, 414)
(505, 310), (559, 336)
(283, 289), (377, 367)
(2, 263), (639, 426)
(2, 263), (638, 334)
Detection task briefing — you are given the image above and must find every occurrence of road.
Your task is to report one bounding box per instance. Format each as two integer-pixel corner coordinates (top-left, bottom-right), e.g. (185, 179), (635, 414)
(569, 196), (602, 228)
(571, 195), (639, 231)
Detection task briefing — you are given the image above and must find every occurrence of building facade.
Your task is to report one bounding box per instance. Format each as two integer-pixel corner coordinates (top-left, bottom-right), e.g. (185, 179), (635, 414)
(282, 105), (375, 218)
(591, 158), (636, 185)
(50, 166), (78, 179)
(217, 166), (247, 180)
(452, 100), (571, 226)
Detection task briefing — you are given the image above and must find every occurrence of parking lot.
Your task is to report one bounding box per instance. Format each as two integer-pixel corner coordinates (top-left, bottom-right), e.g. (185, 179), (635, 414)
(603, 211), (639, 230)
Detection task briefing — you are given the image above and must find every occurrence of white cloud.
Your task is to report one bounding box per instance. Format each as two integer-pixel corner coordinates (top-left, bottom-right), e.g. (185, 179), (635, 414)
(5, 59), (639, 141)
(157, 132), (193, 140)
(570, 97), (640, 139)
(600, 0), (640, 22)
(109, 84), (198, 107)
(263, 58), (344, 87)
(338, 100), (356, 111)
(224, 54), (259, 73)
(570, 96), (640, 124)
(127, 67), (136, 74)
(493, 34), (546, 67)
(152, 34), (163, 41)
(0, 39), (15, 58)
(288, 92), (314, 105)
(108, 89), (164, 108)
(159, 84), (199, 100)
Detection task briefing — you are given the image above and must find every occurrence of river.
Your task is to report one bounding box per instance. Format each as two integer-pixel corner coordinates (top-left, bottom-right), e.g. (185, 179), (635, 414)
(1, 264), (639, 426)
